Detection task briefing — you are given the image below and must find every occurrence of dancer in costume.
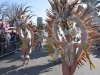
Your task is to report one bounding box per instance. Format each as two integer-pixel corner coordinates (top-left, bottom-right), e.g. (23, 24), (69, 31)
(15, 14), (35, 65)
(12, 5), (36, 64)
(49, 24), (83, 75)
(46, 0), (98, 75)
(18, 28), (31, 65)
(36, 30), (44, 50)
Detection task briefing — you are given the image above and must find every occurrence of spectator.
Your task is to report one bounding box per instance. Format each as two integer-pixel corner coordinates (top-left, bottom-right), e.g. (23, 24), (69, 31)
(16, 33), (20, 43)
(0, 32), (6, 54)
(10, 31), (17, 51)
(5, 32), (11, 45)
(0, 23), (5, 33)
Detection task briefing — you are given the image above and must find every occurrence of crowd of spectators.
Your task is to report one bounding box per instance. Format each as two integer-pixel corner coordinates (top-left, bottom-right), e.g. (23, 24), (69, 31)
(0, 23), (20, 57)
(0, 30), (20, 45)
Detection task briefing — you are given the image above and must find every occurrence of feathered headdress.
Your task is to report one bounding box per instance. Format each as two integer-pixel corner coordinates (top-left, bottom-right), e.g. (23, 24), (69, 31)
(64, 28), (77, 37)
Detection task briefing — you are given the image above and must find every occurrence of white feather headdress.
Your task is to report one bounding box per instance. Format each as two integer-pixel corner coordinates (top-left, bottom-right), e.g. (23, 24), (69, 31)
(64, 27), (77, 38)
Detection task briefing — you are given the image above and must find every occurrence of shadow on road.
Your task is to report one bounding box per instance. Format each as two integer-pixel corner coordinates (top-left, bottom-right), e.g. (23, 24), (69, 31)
(0, 46), (62, 75)
(0, 60), (62, 75)
(90, 49), (100, 59)
(1, 48), (50, 63)
(0, 65), (23, 75)
(0, 50), (22, 63)
(30, 49), (49, 60)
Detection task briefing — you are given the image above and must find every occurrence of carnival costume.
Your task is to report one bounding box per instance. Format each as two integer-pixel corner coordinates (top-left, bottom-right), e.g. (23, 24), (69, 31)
(15, 13), (36, 65)
(46, 0), (99, 71)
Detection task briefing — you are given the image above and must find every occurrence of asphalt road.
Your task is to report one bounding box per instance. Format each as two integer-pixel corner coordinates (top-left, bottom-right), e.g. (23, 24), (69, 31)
(0, 47), (100, 75)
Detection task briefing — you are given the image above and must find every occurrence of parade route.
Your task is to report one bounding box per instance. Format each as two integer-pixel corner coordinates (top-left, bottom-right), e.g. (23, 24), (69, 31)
(0, 47), (100, 75)
(0, 0), (100, 75)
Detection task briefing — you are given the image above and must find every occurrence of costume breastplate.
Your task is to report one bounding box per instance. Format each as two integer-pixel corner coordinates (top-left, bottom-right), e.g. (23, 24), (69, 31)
(64, 42), (76, 67)
(21, 38), (29, 49)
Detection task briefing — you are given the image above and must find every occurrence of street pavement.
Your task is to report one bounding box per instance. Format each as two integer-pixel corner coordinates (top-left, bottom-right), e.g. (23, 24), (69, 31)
(0, 47), (100, 75)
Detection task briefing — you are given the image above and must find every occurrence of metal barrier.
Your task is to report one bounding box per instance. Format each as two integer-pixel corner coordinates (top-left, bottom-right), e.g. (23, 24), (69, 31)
(0, 41), (20, 58)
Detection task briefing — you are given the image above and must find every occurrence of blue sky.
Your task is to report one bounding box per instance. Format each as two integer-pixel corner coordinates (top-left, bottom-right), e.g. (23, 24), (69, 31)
(0, 0), (51, 24)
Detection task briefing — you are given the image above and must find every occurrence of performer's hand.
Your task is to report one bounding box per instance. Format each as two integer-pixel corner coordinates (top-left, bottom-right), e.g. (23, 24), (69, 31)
(61, 54), (65, 61)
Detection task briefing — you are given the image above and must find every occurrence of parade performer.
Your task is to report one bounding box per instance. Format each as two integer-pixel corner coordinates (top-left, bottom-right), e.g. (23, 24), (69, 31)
(46, 0), (99, 75)
(18, 28), (31, 65)
(53, 26), (83, 75)
(15, 13), (36, 65)
(37, 30), (44, 50)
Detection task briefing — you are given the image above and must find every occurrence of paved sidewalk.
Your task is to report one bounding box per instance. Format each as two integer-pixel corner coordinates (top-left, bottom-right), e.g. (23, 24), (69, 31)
(0, 48), (100, 75)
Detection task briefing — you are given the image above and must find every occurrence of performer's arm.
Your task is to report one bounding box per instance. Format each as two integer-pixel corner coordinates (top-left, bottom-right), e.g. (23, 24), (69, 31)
(17, 28), (23, 40)
(49, 38), (67, 47)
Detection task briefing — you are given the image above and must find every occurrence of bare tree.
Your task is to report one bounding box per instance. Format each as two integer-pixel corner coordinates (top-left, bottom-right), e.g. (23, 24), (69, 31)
(4, 2), (34, 26)
(0, 1), (8, 20)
